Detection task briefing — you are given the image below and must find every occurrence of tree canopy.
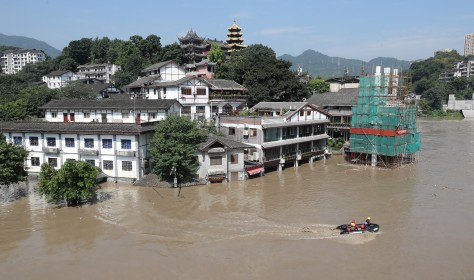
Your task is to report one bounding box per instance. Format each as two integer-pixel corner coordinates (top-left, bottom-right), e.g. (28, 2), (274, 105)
(216, 44), (306, 104)
(38, 160), (101, 206)
(408, 50), (474, 114)
(306, 78), (329, 95)
(150, 115), (208, 183)
(0, 137), (29, 187)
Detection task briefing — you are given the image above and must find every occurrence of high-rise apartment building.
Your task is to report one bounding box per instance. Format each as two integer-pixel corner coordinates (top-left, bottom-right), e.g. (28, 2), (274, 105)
(1, 49), (46, 74)
(464, 33), (474, 56)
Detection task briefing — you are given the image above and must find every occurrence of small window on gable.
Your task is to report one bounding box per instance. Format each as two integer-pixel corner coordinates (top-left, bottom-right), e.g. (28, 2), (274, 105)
(229, 127), (235, 135)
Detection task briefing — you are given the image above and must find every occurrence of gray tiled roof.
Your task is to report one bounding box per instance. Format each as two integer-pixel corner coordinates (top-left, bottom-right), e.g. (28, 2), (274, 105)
(142, 60), (176, 72)
(250, 102), (307, 111)
(205, 79), (247, 91)
(307, 88), (360, 107)
(198, 134), (254, 151)
(0, 121), (156, 135)
(125, 75), (161, 88)
(40, 99), (181, 110)
(83, 83), (120, 94)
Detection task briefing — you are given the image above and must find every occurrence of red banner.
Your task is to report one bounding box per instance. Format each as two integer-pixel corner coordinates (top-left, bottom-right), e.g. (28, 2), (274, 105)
(350, 127), (407, 136)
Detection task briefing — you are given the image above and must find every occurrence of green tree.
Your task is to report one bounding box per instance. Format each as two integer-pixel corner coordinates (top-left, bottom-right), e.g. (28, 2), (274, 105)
(62, 38), (93, 65)
(157, 43), (185, 65)
(0, 99), (30, 121)
(306, 77), (329, 94)
(59, 81), (97, 99)
(208, 42), (226, 65)
(38, 160), (101, 206)
(90, 36), (111, 63)
(0, 137), (29, 187)
(57, 57), (79, 71)
(150, 115), (208, 183)
(217, 44), (305, 104)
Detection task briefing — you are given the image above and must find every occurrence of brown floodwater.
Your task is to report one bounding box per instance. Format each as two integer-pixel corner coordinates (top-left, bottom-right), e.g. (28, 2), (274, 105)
(1, 120), (474, 280)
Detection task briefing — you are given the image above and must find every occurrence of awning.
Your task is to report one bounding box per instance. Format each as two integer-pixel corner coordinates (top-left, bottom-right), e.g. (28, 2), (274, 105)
(247, 167), (264, 176)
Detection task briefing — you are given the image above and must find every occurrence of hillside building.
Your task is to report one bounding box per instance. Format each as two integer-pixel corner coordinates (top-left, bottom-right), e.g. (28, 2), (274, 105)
(464, 33), (474, 56)
(1, 49), (46, 74)
(76, 63), (121, 83)
(42, 70), (75, 89)
(125, 60), (248, 120)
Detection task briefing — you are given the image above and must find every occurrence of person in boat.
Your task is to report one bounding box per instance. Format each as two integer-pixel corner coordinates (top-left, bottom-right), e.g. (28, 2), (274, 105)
(350, 219), (356, 229)
(365, 217), (371, 226)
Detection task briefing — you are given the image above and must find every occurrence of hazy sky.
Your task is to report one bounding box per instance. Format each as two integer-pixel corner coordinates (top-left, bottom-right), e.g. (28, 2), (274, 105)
(2, 0), (473, 61)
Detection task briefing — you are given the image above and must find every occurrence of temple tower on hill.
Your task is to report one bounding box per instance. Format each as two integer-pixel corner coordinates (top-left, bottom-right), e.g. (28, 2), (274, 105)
(226, 21), (247, 54)
(178, 30), (207, 64)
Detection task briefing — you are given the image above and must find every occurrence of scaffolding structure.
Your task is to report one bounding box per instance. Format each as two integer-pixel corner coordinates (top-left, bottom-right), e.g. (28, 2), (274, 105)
(345, 67), (421, 167)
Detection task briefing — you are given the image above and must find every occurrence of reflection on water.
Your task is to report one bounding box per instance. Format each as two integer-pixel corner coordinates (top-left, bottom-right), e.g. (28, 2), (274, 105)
(1, 120), (474, 280)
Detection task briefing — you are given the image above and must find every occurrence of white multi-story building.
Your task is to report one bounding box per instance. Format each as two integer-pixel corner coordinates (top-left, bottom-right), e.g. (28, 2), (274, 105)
(125, 60), (248, 120)
(1, 49), (46, 74)
(0, 99), (181, 181)
(464, 33), (474, 56)
(76, 63), (121, 83)
(218, 102), (331, 170)
(42, 70), (75, 89)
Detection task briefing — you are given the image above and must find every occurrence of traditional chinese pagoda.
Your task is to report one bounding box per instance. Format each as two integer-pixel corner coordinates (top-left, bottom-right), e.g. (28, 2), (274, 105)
(178, 30), (207, 64)
(226, 21), (247, 53)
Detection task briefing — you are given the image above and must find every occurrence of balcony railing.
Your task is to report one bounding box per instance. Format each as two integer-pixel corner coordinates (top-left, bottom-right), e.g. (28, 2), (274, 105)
(79, 149), (99, 156)
(116, 150), (136, 157)
(42, 147), (60, 154)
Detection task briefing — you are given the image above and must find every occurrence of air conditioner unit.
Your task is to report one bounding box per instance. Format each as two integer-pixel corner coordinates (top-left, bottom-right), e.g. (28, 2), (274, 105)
(243, 130), (249, 136)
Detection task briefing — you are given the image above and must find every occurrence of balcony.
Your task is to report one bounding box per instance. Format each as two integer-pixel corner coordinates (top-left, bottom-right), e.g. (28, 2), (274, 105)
(116, 150), (136, 157)
(79, 149), (99, 156)
(42, 147), (60, 154)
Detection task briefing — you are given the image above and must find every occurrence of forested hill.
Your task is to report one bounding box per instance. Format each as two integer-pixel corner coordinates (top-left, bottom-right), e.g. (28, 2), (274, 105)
(279, 49), (412, 77)
(0, 33), (61, 57)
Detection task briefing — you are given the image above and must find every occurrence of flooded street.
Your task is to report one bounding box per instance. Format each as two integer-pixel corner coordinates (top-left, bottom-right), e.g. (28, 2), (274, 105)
(1, 120), (474, 280)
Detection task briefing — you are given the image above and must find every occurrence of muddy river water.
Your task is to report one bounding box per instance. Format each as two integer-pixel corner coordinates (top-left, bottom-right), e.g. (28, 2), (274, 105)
(1, 120), (474, 280)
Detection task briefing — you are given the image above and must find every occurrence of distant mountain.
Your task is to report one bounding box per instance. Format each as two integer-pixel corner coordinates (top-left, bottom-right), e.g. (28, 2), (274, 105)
(279, 50), (412, 78)
(0, 33), (61, 57)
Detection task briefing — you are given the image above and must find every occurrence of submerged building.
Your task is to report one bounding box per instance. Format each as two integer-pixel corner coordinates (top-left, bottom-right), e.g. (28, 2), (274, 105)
(344, 67), (421, 167)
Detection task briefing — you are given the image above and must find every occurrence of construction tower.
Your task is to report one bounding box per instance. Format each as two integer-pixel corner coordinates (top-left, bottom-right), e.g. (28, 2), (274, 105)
(345, 66), (421, 167)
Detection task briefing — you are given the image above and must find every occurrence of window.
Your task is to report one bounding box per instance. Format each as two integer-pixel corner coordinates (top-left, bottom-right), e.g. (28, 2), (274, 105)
(196, 88), (206, 95)
(149, 113), (156, 119)
(121, 139), (131, 150)
(122, 161), (132, 171)
(196, 106), (205, 113)
(46, 137), (56, 147)
(231, 154), (239, 164)
(84, 138), (94, 148)
(210, 156), (222, 166)
(31, 157), (40, 166)
(13, 136), (22, 145)
(65, 137), (75, 148)
(182, 106), (191, 114)
(29, 136), (38, 146)
(122, 112), (129, 119)
(229, 127), (235, 135)
(51, 112), (57, 118)
(48, 158), (58, 167)
(249, 128), (257, 137)
(181, 87), (192, 95)
(300, 111), (305, 117)
(103, 160), (113, 170)
(85, 159), (95, 166)
(102, 139), (112, 149)
(84, 112), (90, 119)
